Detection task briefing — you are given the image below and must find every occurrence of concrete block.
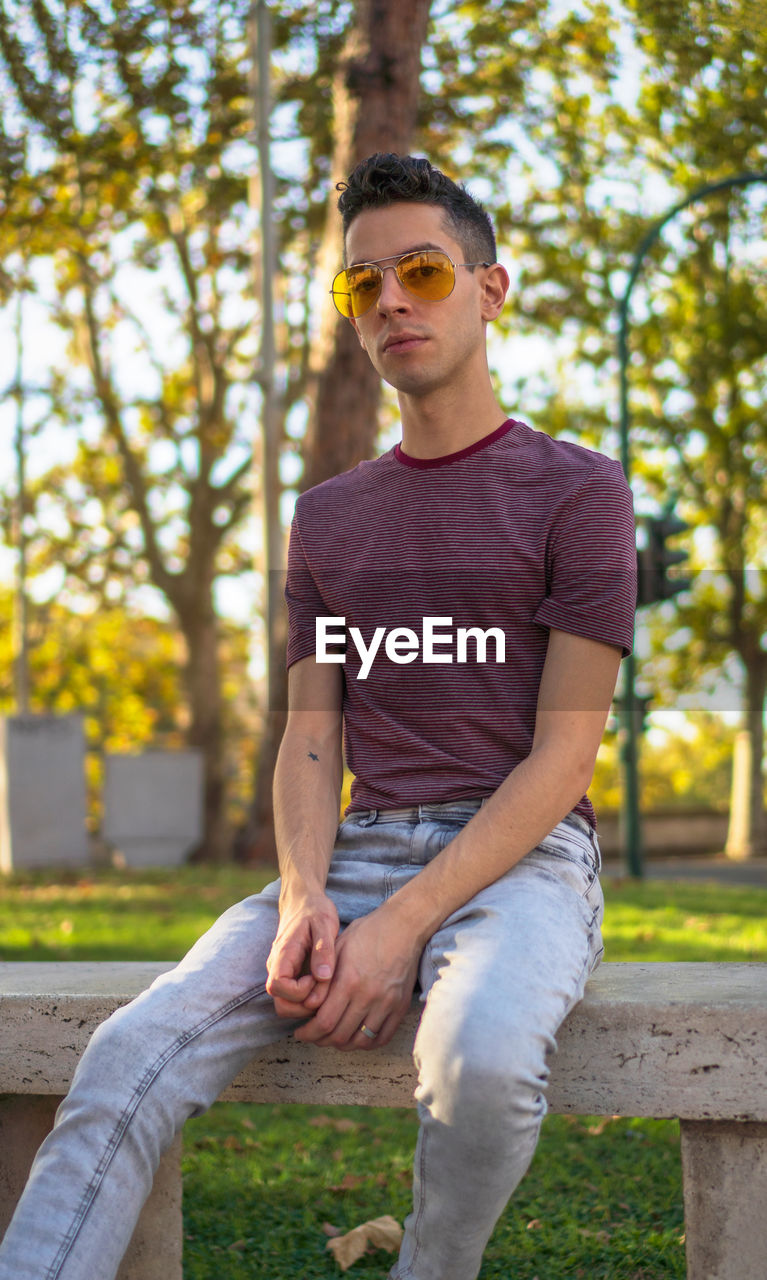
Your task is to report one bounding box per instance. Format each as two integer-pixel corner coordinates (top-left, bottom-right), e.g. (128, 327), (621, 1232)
(0, 715), (89, 872)
(1, 962), (766, 1121)
(0, 1095), (182, 1279)
(103, 751), (204, 867)
(681, 1119), (767, 1280)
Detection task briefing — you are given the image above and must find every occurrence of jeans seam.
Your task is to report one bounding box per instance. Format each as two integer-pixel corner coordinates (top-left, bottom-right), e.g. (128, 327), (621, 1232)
(400, 1122), (429, 1277)
(46, 981), (269, 1279)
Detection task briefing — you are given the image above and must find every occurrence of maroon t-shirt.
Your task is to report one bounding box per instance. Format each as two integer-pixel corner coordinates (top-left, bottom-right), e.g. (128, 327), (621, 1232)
(285, 418), (636, 827)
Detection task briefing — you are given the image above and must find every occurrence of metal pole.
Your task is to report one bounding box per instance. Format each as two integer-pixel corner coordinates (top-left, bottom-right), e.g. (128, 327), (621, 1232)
(12, 291), (30, 714)
(251, 1), (282, 712)
(617, 169), (767, 877)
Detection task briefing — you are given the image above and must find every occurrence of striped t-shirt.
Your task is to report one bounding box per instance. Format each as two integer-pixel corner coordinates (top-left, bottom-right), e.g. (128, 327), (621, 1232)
(285, 417), (636, 827)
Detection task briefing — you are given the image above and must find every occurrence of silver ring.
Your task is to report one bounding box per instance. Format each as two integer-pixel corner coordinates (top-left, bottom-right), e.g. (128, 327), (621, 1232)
(360, 1023), (378, 1040)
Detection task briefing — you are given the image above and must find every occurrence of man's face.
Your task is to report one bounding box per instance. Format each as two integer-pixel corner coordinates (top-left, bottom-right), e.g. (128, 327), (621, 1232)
(343, 202), (496, 398)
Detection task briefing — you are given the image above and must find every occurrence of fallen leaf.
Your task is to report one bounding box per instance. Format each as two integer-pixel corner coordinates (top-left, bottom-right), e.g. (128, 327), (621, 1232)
(329, 1173), (366, 1192)
(322, 1222), (342, 1238)
(326, 1214), (403, 1271)
(309, 1115), (359, 1132)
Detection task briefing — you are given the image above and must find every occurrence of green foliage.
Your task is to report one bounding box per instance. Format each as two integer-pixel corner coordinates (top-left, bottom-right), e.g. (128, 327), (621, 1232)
(2, 1), (766, 846)
(603, 879), (767, 961)
(591, 712), (739, 813)
(0, 865), (277, 960)
(2, 863), (766, 963)
(182, 1103), (684, 1278)
(0, 584), (258, 829)
(0, 0), (259, 606)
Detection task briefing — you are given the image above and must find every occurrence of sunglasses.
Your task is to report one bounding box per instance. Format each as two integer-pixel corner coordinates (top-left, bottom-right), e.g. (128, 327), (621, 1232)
(330, 250), (491, 319)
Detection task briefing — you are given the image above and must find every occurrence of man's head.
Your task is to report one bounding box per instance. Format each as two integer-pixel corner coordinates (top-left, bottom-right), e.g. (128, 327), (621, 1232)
(332, 154), (509, 407)
(336, 153), (496, 267)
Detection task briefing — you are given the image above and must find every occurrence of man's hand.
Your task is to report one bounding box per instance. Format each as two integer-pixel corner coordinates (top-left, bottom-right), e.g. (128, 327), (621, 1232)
(293, 905), (420, 1051)
(266, 892), (340, 1020)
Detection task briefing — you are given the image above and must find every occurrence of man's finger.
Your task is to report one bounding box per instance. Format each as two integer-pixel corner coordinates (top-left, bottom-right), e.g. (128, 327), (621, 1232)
(304, 979), (331, 1009)
(267, 971), (314, 1002)
(272, 993), (314, 1020)
(311, 932), (335, 981)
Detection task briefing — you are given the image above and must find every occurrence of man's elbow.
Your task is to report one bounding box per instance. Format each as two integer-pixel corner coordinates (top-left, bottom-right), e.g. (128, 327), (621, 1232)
(536, 741), (597, 807)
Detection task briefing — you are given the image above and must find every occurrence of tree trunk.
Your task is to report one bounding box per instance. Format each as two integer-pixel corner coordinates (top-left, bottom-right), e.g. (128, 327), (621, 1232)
(303, 0), (432, 490)
(725, 658), (767, 860)
(243, 0), (432, 862)
(181, 603), (230, 863)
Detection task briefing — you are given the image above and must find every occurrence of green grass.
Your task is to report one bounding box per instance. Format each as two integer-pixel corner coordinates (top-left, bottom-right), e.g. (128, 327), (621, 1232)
(2, 865), (765, 1277)
(2, 866), (766, 964)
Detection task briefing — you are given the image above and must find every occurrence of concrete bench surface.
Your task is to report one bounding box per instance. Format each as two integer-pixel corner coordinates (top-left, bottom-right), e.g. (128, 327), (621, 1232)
(2, 960), (765, 1117)
(1, 960), (766, 1280)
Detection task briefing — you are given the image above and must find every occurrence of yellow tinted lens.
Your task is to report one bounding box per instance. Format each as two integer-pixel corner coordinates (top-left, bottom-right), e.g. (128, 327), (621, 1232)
(331, 267), (381, 318)
(331, 269), (360, 319)
(346, 264), (383, 316)
(397, 251), (454, 301)
(331, 271), (352, 318)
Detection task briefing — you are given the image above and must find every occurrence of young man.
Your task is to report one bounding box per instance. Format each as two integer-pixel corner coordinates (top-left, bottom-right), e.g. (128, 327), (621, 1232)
(0, 153), (636, 1280)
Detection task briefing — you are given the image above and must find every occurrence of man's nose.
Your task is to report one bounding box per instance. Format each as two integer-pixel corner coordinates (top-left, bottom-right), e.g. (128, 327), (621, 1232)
(376, 264), (411, 314)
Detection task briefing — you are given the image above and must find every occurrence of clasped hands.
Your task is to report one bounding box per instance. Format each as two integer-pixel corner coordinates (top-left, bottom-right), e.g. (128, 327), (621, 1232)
(265, 892), (420, 1051)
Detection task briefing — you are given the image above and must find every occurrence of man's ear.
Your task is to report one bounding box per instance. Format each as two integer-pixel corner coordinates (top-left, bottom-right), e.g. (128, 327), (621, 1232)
(480, 263), (510, 322)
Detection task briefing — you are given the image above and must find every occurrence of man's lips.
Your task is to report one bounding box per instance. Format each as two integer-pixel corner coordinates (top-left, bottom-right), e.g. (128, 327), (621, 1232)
(382, 333), (428, 354)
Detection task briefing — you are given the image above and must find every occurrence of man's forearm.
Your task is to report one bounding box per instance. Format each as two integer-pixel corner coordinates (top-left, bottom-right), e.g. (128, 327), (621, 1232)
(378, 742), (590, 947)
(273, 718), (343, 903)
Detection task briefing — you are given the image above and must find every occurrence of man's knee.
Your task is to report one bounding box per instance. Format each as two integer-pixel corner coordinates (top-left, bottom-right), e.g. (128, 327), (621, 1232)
(414, 1012), (549, 1128)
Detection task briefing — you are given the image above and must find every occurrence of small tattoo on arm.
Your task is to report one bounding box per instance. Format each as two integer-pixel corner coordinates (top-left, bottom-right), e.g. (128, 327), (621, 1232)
(308, 751), (319, 761)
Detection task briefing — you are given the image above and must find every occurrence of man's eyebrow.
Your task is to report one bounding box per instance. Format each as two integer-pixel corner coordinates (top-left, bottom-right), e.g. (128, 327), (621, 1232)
(348, 242), (446, 267)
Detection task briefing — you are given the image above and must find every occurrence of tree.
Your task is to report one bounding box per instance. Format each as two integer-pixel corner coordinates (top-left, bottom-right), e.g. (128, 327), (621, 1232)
(417, 0), (767, 851)
(0, 0), (260, 858)
(243, 0), (432, 860)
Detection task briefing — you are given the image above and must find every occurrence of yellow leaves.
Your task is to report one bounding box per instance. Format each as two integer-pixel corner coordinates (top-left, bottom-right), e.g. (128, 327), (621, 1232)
(119, 128), (140, 154)
(180, 188), (206, 220)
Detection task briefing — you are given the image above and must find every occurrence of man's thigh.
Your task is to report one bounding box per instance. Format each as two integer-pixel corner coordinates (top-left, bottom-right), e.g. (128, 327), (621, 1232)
(413, 819), (604, 1087)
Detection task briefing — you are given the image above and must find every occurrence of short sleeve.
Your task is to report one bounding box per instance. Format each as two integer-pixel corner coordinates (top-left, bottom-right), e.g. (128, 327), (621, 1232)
(533, 456), (636, 657)
(284, 508), (328, 669)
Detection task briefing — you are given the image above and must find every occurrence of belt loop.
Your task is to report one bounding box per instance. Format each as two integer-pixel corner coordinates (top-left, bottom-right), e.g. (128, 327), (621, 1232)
(357, 809), (378, 827)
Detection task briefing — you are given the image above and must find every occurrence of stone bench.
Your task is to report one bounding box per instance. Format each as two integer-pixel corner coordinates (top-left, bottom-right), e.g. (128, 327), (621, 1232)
(1, 961), (766, 1279)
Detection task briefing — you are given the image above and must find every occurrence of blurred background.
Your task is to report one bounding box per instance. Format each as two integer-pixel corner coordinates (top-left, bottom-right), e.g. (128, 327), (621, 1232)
(0, 0), (765, 870)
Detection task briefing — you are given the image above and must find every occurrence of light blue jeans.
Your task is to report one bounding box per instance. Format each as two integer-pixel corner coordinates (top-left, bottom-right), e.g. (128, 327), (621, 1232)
(0, 799), (604, 1280)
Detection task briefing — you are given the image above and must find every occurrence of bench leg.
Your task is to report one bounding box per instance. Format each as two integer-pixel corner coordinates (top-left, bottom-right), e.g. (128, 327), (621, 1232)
(680, 1119), (767, 1280)
(0, 1095), (183, 1280)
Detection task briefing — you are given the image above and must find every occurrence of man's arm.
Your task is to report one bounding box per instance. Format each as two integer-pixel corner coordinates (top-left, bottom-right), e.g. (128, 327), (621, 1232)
(265, 654), (344, 1018)
(294, 627), (622, 1050)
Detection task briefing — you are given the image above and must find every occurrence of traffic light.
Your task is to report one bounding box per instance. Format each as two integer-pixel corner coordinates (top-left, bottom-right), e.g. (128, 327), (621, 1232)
(636, 513), (691, 606)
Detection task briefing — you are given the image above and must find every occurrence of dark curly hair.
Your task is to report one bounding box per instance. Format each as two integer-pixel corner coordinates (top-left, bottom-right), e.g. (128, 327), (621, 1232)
(336, 153), (496, 265)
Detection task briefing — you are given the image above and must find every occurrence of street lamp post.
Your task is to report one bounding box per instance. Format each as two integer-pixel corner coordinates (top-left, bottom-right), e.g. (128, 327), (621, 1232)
(617, 170), (767, 877)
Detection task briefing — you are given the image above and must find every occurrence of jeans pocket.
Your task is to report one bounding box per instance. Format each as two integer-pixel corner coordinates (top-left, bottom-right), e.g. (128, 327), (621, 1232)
(525, 821), (600, 900)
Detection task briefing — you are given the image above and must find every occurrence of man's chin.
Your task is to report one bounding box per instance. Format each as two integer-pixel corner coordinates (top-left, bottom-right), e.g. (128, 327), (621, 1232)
(380, 367), (439, 398)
